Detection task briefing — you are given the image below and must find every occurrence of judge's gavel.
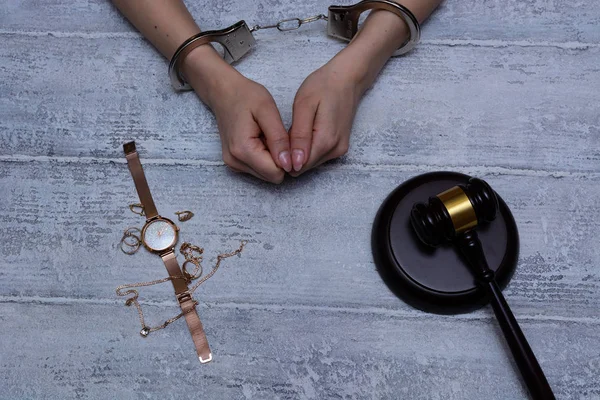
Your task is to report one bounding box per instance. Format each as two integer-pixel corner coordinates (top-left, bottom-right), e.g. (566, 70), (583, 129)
(410, 178), (555, 400)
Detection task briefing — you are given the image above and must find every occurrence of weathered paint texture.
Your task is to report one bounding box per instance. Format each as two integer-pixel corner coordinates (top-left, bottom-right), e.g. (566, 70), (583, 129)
(1, 1), (599, 399)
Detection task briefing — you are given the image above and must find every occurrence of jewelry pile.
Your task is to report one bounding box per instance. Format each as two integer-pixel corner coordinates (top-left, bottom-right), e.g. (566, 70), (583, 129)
(117, 204), (246, 337)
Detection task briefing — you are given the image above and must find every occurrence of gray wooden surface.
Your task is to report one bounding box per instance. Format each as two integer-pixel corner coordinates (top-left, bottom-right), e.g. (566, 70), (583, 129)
(1, 1), (599, 399)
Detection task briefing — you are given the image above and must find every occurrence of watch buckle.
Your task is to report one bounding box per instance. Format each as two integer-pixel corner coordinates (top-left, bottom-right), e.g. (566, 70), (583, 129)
(177, 292), (193, 304)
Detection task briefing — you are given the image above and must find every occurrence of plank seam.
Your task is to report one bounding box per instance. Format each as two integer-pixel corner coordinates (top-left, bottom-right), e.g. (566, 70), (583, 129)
(1, 154), (598, 179)
(422, 38), (599, 50)
(1, 295), (598, 325)
(0, 29), (598, 49)
(0, 30), (140, 39)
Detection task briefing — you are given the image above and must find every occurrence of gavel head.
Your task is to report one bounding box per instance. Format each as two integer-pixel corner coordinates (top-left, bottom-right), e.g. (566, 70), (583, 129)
(410, 178), (499, 247)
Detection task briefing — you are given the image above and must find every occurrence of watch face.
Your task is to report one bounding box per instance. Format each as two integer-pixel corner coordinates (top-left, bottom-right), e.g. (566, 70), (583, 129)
(142, 219), (177, 252)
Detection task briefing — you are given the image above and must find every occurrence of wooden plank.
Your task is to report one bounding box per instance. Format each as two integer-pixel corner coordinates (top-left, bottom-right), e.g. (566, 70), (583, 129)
(2, 0), (600, 43)
(1, 301), (597, 399)
(1, 35), (599, 172)
(1, 162), (598, 320)
(2, 2), (598, 399)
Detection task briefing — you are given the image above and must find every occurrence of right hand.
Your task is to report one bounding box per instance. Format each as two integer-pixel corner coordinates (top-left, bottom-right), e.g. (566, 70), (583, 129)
(181, 46), (291, 183)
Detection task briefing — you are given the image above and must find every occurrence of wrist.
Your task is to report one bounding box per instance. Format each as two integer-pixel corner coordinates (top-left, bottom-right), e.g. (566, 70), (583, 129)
(352, 9), (410, 56)
(179, 45), (238, 107)
(326, 49), (372, 95)
(334, 9), (410, 90)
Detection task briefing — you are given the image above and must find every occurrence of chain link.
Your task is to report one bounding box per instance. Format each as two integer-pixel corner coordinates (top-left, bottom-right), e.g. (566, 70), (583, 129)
(116, 240), (247, 337)
(250, 13), (328, 33)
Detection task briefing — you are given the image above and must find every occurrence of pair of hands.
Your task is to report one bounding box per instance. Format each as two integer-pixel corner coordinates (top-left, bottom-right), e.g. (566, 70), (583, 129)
(182, 45), (370, 184)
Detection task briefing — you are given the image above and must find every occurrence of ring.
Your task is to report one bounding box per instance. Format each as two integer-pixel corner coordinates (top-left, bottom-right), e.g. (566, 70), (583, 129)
(120, 227), (142, 254)
(120, 239), (141, 255)
(182, 259), (203, 281)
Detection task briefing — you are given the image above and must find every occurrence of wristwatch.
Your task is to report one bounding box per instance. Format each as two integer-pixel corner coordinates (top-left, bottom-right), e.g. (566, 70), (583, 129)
(123, 141), (212, 363)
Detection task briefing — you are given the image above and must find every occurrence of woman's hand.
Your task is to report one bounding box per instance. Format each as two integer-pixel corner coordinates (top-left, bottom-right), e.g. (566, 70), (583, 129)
(182, 46), (292, 183)
(288, 9), (412, 175)
(111, 0), (441, 182)
(288, 53), (368, 175)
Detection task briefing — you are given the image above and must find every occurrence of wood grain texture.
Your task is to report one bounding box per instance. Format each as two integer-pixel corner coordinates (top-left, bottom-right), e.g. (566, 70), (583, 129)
(1, 162), (598, 321)
(2, 0), (600, 43)
(1, 0), (599, 399)
(1, 34), (599, 172)
(1, 301), (599, 400)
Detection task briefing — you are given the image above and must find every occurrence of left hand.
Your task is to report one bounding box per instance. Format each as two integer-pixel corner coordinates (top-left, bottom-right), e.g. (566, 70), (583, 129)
(287, 9), (411, 176)
(287, 54), (368, 175)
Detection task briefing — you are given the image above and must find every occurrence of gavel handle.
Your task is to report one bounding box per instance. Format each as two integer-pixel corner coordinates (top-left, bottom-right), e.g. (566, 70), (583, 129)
(483, 280), (555, 400)
(457, 231), (555, 400)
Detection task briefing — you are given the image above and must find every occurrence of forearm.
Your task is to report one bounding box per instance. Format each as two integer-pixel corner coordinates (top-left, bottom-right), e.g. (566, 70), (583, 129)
(358, 0), (442, 54)
(111, 0), (204, 59)
(336, 0), (443, 91)
(396, 0), (442, 23)
(112, 0), (235, 103)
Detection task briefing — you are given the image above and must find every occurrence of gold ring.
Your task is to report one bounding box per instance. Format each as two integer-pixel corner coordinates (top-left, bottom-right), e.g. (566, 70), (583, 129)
(182, 259), (202, 281)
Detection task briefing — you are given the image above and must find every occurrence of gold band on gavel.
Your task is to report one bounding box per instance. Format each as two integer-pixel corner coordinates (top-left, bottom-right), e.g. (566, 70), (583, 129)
(437, 186), (478, 233)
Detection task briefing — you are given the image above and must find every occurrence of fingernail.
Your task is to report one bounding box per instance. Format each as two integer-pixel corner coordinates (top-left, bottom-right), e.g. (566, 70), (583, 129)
(292, 149), (304, 172)
(278, 151), (292, 172)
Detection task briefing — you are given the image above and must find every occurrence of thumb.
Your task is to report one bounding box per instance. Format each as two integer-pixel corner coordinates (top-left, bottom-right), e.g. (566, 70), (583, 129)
(289, 98), (318, 172)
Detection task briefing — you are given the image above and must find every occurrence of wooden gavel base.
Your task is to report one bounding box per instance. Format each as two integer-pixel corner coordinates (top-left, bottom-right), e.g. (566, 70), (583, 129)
(372, 171), (519, 314)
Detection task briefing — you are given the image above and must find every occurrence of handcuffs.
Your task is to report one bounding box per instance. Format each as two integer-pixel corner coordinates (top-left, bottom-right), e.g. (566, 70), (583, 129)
(169, 0), (420, 91)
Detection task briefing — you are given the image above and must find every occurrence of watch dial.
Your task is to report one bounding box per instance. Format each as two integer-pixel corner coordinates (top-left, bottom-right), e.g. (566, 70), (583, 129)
(143, 220), (176, 251)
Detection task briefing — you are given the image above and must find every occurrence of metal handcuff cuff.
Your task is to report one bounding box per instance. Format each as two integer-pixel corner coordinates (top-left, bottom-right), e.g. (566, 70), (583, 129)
(169, 0), (420, 91)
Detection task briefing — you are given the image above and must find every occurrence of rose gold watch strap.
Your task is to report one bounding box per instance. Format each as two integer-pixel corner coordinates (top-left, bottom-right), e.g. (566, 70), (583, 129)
(161, 251), (212, 363)
(123, 141), (159, 220)
(180, 299), (213, 363)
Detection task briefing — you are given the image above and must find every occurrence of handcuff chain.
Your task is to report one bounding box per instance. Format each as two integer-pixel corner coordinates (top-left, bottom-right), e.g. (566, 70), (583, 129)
(250, 13), (328, 33)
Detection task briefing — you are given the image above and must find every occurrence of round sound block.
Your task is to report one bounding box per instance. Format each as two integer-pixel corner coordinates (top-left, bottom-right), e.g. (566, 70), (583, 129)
(372, 171), (519, 314)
